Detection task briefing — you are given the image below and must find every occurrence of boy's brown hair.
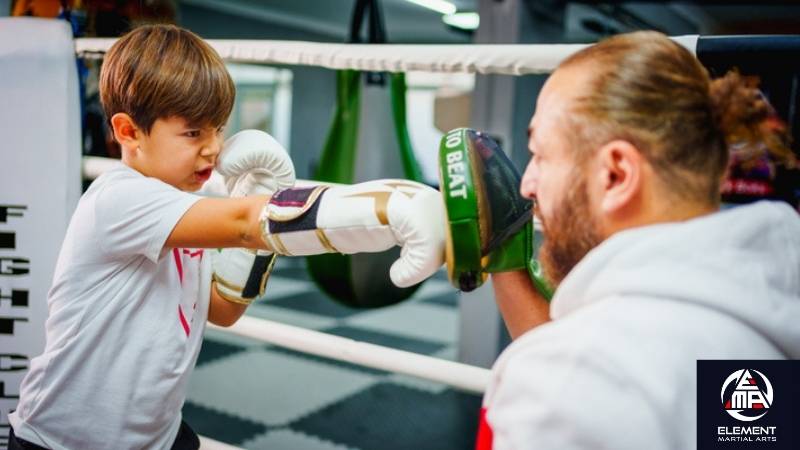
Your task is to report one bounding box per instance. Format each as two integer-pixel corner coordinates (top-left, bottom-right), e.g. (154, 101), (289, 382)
(100, 24), (235, 134)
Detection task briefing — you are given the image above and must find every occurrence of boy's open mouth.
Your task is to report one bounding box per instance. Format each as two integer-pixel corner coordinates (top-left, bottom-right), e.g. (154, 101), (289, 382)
(195, 167), (213, 181)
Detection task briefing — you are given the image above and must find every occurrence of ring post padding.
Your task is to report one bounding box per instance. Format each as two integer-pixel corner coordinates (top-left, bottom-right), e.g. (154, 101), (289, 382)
(0, 17), (82, 431)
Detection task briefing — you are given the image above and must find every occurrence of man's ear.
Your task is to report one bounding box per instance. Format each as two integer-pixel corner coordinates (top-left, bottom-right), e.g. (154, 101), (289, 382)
(595, 139), (644, 214)
(110, 113), (141, 151)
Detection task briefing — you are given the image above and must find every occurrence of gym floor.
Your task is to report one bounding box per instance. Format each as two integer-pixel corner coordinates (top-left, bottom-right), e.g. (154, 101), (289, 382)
(183, 258), (481, 450)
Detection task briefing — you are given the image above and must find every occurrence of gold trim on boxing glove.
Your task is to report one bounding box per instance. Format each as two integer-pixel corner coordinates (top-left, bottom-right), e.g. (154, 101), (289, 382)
(212, 273), (244, 293)
(315, 229), (339, 253)
(259, 253), (278, 295)
(258, 204), (277, 253)
(258, 206), (290, 256)
(346, 191), (392, 225)
(212, 281), (253, 305)
(269, 233), (292, 256)
(383, 181), (421, 198)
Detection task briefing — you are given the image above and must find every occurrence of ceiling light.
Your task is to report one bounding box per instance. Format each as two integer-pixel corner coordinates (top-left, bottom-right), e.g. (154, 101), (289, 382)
(443, 11), (480, 31)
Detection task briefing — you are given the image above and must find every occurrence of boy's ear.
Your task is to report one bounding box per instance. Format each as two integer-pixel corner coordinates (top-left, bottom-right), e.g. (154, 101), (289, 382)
(110, 113), (140, 150)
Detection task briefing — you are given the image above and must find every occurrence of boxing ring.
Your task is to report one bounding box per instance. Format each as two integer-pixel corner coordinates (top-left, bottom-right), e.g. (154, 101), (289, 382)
(75, 32), (699, 392)
(79, 37), (707, 450)
(76, 33), (800, 450)
(7, 18), (796, 449)
(76, 37), (622, 388)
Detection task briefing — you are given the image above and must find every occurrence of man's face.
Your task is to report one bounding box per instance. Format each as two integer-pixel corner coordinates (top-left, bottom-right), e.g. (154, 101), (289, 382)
(521, 67), (603, 286)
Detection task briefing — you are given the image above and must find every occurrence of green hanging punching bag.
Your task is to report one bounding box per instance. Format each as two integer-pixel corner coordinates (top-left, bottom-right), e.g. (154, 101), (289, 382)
(307, 0), (426, 308)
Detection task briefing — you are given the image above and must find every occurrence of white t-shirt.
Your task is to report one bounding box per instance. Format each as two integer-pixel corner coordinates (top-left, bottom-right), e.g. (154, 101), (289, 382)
(9, 165), (210, 450)
(479, 202), (800, 450)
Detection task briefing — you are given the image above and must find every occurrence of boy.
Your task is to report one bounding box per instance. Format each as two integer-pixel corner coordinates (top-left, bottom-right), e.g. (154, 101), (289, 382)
(8, 24), (444, 450)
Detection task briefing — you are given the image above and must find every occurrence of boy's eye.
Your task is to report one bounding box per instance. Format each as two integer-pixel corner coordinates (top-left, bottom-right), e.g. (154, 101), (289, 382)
(216, 126), (225, 134)
(184, 130), (201, 138)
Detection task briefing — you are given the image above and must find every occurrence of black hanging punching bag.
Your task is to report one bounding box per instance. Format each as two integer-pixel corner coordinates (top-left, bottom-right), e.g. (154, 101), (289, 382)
(306, 0), (427, 308)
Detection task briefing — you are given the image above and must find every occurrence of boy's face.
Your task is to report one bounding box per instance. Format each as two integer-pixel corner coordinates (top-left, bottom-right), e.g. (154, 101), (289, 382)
(136, 116), (224, 191)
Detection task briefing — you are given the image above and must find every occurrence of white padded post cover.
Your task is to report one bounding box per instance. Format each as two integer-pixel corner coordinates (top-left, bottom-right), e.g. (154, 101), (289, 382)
(0, 18), (81, 436)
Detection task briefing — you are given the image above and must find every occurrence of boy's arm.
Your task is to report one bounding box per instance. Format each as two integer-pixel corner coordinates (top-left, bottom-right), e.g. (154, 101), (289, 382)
(168, 196), (272, 327)
(165, 195), (270, 250)
(168, 195), (272, 327)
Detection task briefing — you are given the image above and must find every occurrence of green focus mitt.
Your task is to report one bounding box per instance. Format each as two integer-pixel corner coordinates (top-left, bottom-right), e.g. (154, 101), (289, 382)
(437, 128), (553, 300)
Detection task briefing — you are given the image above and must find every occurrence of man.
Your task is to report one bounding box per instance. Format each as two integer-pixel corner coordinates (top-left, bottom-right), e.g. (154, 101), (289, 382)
(480, 31), (800, 449)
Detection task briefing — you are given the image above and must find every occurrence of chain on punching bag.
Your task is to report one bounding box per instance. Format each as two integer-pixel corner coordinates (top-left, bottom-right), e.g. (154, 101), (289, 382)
(306, 0), (427, 308)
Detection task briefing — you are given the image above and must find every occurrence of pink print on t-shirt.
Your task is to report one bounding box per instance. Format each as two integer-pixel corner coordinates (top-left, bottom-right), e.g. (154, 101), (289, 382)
(173, 248), (204, 336)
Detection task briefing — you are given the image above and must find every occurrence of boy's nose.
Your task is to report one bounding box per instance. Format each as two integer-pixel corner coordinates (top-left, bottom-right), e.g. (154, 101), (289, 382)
(201, 136), (223, 160)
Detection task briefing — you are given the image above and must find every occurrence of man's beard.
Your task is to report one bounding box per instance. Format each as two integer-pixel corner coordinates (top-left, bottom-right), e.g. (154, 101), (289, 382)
(535, 175), (603, 287)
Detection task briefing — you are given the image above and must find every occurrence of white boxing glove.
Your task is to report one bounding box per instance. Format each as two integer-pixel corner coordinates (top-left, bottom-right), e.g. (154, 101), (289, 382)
(260, 179), (445, 288)
(216, 129), (296, 197)
(212, 130), (296, 305)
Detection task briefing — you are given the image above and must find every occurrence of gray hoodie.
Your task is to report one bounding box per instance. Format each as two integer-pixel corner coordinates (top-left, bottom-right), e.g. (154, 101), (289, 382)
(484, 201), (800, 450)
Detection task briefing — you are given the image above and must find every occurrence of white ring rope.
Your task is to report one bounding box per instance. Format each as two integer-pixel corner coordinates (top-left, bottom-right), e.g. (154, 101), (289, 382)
(199, 436), (245, 450)
(83, 155), (123, 179)
(211, 316), (490, 394)
(75, 36), (699, 75)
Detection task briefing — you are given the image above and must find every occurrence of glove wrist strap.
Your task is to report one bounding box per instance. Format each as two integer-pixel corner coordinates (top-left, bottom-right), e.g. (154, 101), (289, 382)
(260, 186), (332, 256)
(213, 250), (278, 305)
(242, 253), (278, 298)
